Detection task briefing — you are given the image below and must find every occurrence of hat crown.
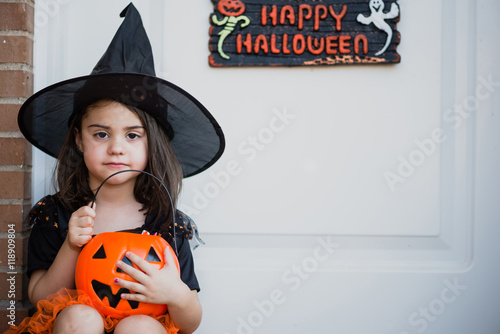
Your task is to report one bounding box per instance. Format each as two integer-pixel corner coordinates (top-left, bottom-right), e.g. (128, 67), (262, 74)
(18, 2), (225, 177)
(91, 3), (156, 76)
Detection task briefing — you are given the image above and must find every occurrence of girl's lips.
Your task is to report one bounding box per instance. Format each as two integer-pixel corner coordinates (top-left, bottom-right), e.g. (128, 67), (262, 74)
(105, 163), (128, 168)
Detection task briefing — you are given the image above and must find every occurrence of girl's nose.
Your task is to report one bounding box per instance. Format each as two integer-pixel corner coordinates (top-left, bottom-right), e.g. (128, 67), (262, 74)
(108, 137), (125, 155)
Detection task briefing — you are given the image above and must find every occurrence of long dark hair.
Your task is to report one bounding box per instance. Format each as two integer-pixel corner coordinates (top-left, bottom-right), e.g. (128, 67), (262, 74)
(55, 99), (183, 233)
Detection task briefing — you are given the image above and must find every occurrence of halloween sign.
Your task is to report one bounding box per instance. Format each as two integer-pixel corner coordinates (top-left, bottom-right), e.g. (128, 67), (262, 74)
(75, 232), (180, 318)
(209, 0), (401, 66)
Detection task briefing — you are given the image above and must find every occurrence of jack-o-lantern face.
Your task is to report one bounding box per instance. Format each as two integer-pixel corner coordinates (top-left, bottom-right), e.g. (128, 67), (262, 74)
(218, 0), (246, 16)
(75, 232), (179, 318)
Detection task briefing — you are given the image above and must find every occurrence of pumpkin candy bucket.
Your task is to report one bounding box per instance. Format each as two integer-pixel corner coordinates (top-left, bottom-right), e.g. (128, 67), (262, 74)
(75, 170), (180, 318)
(75, 232), (179, 318)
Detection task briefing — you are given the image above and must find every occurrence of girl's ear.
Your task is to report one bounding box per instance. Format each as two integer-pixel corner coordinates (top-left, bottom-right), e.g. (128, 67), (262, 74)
(75, 128), (83, 152)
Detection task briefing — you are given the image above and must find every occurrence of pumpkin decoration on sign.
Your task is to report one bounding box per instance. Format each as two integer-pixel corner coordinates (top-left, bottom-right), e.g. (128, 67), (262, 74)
(75, 231), (180, 318)
(217, 0), (246, 16)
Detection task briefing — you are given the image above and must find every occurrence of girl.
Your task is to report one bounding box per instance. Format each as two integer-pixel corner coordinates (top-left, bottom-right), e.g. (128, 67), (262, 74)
(7, 3), (225, 334)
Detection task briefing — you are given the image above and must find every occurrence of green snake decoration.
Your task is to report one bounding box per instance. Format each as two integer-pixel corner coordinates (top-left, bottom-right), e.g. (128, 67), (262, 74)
(212, 0), (251, 60)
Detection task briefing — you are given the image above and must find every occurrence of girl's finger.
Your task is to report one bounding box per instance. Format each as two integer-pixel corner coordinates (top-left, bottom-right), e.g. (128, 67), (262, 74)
(124, 251), (155, 276)
(163, 246), (179, 274)
(86, 202), (96, 218)
(76, 216), (94, 227)
(78, 226), (93, 236)
(74, 234), (92, 248)
(119, 290), (148, 303)
(163, 246), (175, 266)
(79, 205), (96, 217)
(114, 278), (145, 295)
(116, 255), (149, 282)
(71, 207), (95, 222)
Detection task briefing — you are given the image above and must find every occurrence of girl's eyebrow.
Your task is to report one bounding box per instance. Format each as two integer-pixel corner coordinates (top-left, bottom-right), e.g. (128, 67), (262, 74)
(87, 124), (110, 129)
(87, 124), (144, 130)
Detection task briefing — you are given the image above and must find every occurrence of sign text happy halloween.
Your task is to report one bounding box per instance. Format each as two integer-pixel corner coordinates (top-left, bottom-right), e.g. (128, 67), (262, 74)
(209, 0), (401, 66)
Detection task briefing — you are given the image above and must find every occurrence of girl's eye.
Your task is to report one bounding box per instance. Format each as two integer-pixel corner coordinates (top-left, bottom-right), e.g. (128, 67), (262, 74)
(127, 133), (140, 140)
(95, 132), (108, 139)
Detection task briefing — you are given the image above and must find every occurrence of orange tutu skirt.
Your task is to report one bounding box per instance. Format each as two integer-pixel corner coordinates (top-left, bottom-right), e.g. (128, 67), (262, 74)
(4, 288), (178, 334)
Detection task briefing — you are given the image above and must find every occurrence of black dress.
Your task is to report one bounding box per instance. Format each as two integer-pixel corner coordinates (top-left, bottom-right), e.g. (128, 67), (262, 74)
(26, 194), (200, 292)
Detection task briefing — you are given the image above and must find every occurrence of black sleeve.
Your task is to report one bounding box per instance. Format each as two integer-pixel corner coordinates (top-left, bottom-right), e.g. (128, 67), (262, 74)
(176, 235), (200, 292)
(26, 196), (66, 278)
(166, 210), (200, 292)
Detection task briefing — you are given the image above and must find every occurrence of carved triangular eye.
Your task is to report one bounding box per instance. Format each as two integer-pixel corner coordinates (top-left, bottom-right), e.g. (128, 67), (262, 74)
(116, 255), (133, 273)
(92, 245), (106, 259)
(146, 247), (161, 262)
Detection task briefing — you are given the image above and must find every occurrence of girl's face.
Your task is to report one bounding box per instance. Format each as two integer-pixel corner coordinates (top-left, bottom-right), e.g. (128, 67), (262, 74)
(76, 100), (149, 190)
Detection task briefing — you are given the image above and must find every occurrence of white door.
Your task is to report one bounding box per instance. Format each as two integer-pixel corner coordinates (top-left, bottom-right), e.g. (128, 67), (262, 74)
(33, 0), (500, 333)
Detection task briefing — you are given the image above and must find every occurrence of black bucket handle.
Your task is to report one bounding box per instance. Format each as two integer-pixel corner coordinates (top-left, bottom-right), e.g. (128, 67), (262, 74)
(91, 169), (178, 255)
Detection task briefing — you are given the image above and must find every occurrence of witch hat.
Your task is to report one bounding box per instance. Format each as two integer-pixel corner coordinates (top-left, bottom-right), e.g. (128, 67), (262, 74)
(18, 3), (225, 177)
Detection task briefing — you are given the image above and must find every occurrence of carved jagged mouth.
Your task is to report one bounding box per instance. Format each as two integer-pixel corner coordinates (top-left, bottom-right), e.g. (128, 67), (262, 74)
(223, 6), (240, 13)
(91, 280), (139, 309)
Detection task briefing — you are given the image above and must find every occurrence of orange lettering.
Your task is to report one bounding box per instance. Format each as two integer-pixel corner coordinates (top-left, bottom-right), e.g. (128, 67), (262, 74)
(329, 5), (347, 31)
(254, 34), (269, 54)
(271, 34), (281, 54)
(269, 5), (278, 26)
(298, 5), (312, 30)
(293, 34), (306, 55)
(283, 34), (291, 54)
(339, 35), (351, 54)
(261, 6), (268, 26)
(314, 5), (328, 31)
(307, 36), (325, 55)
(354, 34), (368, 54)
(280, 5), (295, 25)
(238, 33), (252, 53)
(325, 36), (338, 54)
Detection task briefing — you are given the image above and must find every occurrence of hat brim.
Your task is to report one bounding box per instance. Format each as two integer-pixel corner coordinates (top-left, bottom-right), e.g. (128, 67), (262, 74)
(18, 73), (225, 177)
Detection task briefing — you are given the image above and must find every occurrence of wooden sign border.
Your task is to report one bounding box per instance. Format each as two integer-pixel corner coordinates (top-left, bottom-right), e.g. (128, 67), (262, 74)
(209, 0), (401, 67)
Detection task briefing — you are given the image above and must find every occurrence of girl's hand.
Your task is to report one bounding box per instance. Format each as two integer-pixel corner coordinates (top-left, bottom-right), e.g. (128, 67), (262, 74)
(115, 247), (191, 306)
(66, 203), (96, 251)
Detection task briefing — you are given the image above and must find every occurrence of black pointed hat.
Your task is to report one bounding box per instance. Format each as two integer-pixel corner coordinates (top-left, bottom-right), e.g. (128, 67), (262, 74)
(18, 3), (225, 177)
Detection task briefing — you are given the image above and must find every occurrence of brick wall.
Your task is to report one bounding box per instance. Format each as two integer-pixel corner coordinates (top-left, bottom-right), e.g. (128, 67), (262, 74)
(0, 0), (34, 331)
